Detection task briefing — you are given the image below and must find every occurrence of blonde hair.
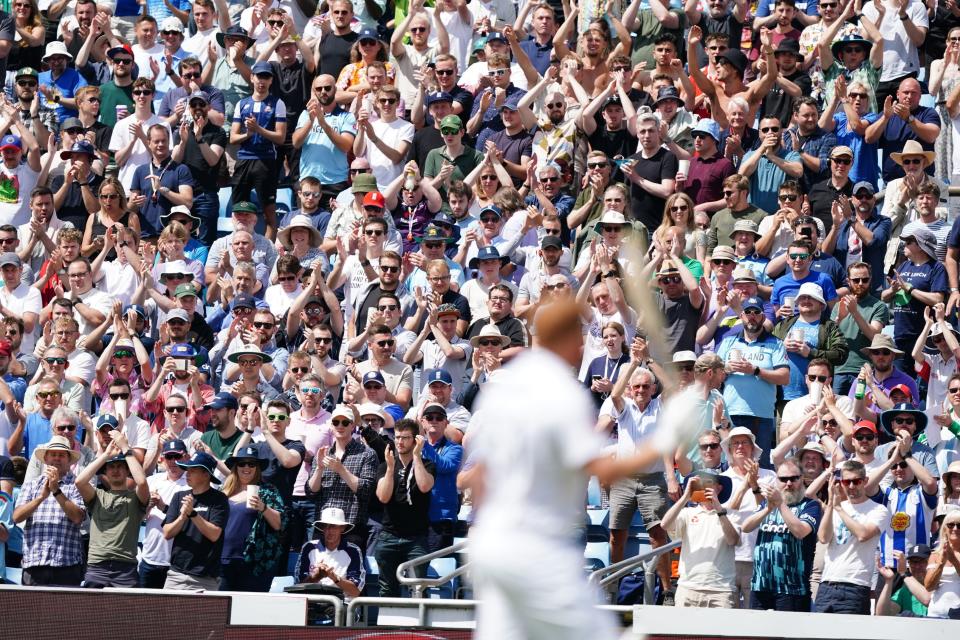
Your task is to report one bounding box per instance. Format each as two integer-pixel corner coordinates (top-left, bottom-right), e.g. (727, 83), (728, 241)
(222, 464), (262, 497)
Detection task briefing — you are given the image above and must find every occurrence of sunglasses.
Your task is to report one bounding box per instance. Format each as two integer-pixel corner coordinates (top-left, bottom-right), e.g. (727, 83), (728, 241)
(670, 205), (689, 212)
(842, 46), (864, 54)
(314, 336), (333, 344)
(132, 89), (153, 96)
(376, 339), (395, 347)
(849, 277), (870, 284)
(113, 350), (134, 358)
(540, 176), (560, 183)
(235, 460), (259, 468)
(678, 364), (694, 372)
(423, 413), (446, 421)
(778, 475), (801, 483)
(45, 357), (67, 365)
(487, 68), (508, 77)
(166, 319), (186, 326)
(806, 374), (828, 383)
(854, 432), (875, 441)
(100, 193), (120, 200)
(893, 417), (915, 425)
(300, 386), (321, 394)
(602, 226), (623, 233)
(821, 418), (838, 427)
(711, 259), (734, 266)
(840, 477), (864, 486)
(238, 358), (262, 366)
(659, 275), (682, 285)
(760, 126), (780, 133)
(165, 406), (187, 413)
(163, 453), (184, 460)
(183, 71), (202, 79)
(788, 253), (810, 260)
(901, 158), (924, 165)
(363, 205), (384, 213)
(743, 308), (765, 315)
(331, 419), (352, 427)
(436, 68), (455, 76)
(480, 217), (499, 224)
(365, 229), (384, 236)
(893, 461), (910, 470)
(945, 522), (960, 530)
(253, 321), (274, 329)
(949, 386), (960, 394)
(848, 92), (868, 99)
(723, 190), (737, 197)
(778, 194), (798, 202)
(378, 304), (398, 311)
(16, 80), (37, 88)
(832, 157), (852, 165)
(380, 265), (400, 273)
(546, 102), (564, 109)
(316, 85), (335, 92)
(699, 442), (721, 451)
(410, 26), (427, 33)
(378, 98), (398, 105)
(267, 19), (284, 26)
(587, 162), (608, 169)
(37, 391), (62, 398)
(477, 338), (501, 347)
(363, 382), (383, 390)
(109, 392), (130, 400)
(266, 413), (288, 421)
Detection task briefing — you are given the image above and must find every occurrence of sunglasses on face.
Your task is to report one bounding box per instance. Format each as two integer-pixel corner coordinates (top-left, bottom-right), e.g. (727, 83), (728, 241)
(806, 374), (828, 383)
(854, 432), (875, 442)
(723, 190), (737, 197)
(743, 308), (765, 315)
(253, 321), (274, 329)
(109, 392), (130, 400)
(602, 226), (622, 233)
(380, 265), (400, 273)
(331, 419), (352, 427)
(365, 229), (384, 237)
(300, 386), (321, 395)
(113, 350), (134, 358)
(778, 475), (801, 483)
(678, 364), (694, 372)
(363, 382), (383, 390)
(945, 522), (960, 530)
(778, 194), (798, 202)
(238, 359), (262, 366)
(901, 158), (924, 166)
(133, 89), (153, 96)
(949, 386), (960, 394)
(16, 80), (37, 88)
(848, 92), (868, 99)
(376, 339), (395, 348)
(182, 71), (201, 79)
(893, 417), (915, 425)
(315, 85), (335, 92)
(659, 275), (681, 285)
(45, 357), (67, 365)
(760, 126), (780, 133)
(37, 391), (61, 398)
(840, 477), (864, 486)
(289, 367), (310, 375)
(670, 205), (689, 212)
(711, 259), (734, 266)
(379, 98), (398, 105)
(540, 176), (560, 183)
(378, 304), (398, 311)
(165, 406), (186, 413)
(788, 253), (810, 261)
(477, 339), (501, 347)
(363, 205), (384, 213)
(164, 453), (184, 460)
(849, 277), (870, 284)
(235, 460), (259, 468)
(893, 461), (910, 470)
(487, 68), (508, 77)
(699, 442), (721, 451)
(277, 275), (296, 282)
(587, 162), (608, 169)
(440, 128), (460, 135)
(821, 418), (838, 427)
(267, 413), (288, 421)
(423, 413), (446, 422)
(55, 424), (76, 431)
(436, 68), (456, 76)
(832, 157), (852, 165)
(410, 26), (427, 33)
(304, 308), (324, 316)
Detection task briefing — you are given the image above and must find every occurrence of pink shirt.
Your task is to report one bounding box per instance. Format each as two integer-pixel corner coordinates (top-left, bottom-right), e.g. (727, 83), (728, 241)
(288, 408), (334, 497)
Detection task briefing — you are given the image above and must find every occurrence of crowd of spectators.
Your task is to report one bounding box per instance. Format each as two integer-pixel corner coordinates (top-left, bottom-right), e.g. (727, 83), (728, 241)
(0, 0), (959, 623)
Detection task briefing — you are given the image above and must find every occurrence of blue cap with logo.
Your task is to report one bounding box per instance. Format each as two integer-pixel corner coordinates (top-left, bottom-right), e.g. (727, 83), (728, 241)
(97, 414), (119, 430)
(469, 245), (509, 268)
(231, 293), (256, 311)
(426, 91), (453, 106)
(169, 342), (197, 359)
(162, 439), (188, 455)
(424, 368), (453, 386)
(0, 135), (22, 151)
(362, 371), (385, 386)
(742, 297), (764, 312)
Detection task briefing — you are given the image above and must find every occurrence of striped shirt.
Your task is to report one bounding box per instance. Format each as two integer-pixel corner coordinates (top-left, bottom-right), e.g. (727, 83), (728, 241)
(874, 481), (938, 567)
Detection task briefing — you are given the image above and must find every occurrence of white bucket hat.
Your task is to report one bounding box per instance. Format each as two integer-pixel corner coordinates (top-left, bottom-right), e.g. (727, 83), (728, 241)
(720, 426), (762, 461)
(796, 282), (826, 306)
(313, 506), (354, 532)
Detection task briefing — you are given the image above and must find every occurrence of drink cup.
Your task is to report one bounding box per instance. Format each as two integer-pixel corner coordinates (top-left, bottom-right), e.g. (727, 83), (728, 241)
(246, 485), (259, 509)
(678, 159), (690, 174)
(809, 381), (822, 404)
(116, 105), (129, 121)
(729, 349), (743, 362)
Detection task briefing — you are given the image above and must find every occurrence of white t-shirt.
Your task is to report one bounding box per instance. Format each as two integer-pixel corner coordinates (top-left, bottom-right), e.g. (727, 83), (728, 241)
(862, 0), (928, 82)
(580, 306), (637, 378)
(182, 27), (220, 67)
(98, 261), (140, 308)
(109, 114), (170, 191)
(668, 505), (739, 591)
(366, 118), (415, 190)
(438, 9), (474, 72)
(0, 163), (39, 226)
(781, 393), (856, 430)
(459, 61), (530, 93)
(420, 336), (473, 398)
(122, 414), (153, 452)
(67, 348), (97, 386)
(75, 286), (116, 337)
(615, 398), (665, 472)
(471, 349), (605, 539)
(821, 498), (887, 587)
(0, 282), (41, 353)
(264, 283), (302, 319)
(722, 467), (778, 562)
(139, 471), (189, 565)
(459, 278), (518, 322)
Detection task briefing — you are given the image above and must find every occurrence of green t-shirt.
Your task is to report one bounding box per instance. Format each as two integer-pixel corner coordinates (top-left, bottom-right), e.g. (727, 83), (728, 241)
(86, 487), (147, 564)
(831, 293), (889, 375)
(201, 428), (246, 462)
(98, 82), (135, 128)
(892, 584), (927, 616)
(630, 10), (685, 69)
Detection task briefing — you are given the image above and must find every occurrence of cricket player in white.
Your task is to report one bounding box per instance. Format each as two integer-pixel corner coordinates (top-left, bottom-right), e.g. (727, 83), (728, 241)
(465, 299), (702, 640)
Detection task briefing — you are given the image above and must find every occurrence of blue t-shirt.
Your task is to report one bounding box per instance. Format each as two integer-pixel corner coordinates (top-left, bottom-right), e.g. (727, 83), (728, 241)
(744, 147), (803, 214)
(233, 95), (287, 161)
(771, 270), (838, 309)
(22, 413), (53, 460)
(893, 260), (948, 340)
(297, 107), (356, 184)
(833, 111), (880, 188)
(784, 319), (820, 401)
(752, 497), (822, 595)
(37, 68), (87, 121)
(716, 332), (789, 419)
(880, 107), (940, 182)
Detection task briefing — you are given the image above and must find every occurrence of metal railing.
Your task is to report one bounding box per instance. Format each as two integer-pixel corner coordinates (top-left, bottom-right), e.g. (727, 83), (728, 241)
(396, 539), (470, 599)
(588, 539), (681, 591)
(346, 596), (478, 628)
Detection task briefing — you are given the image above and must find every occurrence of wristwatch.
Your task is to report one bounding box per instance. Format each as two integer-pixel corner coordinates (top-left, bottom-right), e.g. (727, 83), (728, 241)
(753, 366), (761, 377)
(123, 450), (134, 457)
(716, 509), (728, 517)
(53, 488), (63, 497)
(188, 510), (198, 518)
(907, 115), (916, 124)
(360, 259), (370, 267)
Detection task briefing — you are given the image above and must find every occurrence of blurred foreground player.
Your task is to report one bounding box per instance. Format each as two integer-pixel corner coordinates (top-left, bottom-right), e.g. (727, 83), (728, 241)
(464, 299), (702, 640)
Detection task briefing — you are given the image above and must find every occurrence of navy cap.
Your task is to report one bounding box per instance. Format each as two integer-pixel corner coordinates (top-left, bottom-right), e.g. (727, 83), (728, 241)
(469, 245), (509, 269)
(124, 304), (146, 320)
(162, 439), (188, 455)
(205, 392), (239, 411)
(499, 94), (522, 111)
(168, 342), (196, 358)
(175, 452), (221, 482)
(426, 91), (453, 106)
(424, 368), (453, 386)
(251, 61), (273, 76)
(358, 27), (380, 42)
(906, 543), (932, 559)
(852, 181), (876, 196)
(432, 211), (456, 227)
(226, 445), (267, 470)
(97, 414), (119, 430)
(742, 297), (764, 312)
(231, 293), (256, 311)
(362, 370), (385, 386)
(479, 205), (502, 219)
(188, 90), (210, 105)
(59, 140), (96, 160)
(486, 31), (507, 43)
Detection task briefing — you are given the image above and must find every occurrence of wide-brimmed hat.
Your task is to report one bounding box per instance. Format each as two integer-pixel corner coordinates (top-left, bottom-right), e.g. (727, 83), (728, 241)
(720, 426), (762, 461)
(860, 333), (904, 357)
(830, 33), (872, 60)
(799, 441), (829, 463)
(890, 140), (935, 168)
(176, 452), (221, 482)
(227, 343), (273, 364)
(470, 323), (509, 348)
(732, 267), (757, 283)
(718, 49), (747, 74)
(278, 215), (321, 249)
(33, 435), (80, 463)
(469, 246), (509, 268)
(796, 282), (826, 306)
(351, 174), (378, 194)
(672, 350), (697, 364)
(217, 25), (255, 48)
(709, 245), (737, 262)
(774, 38), (801, 57)
(358, 402), (387, 421)
(225, 445), (268, 470)
(162, 204), (201, 234)
(653, 85), (682, 108)
(927, 323), (960, 350)
(593, 210), (630, 234)
(941, 461), (960, 486)
(42, 40), (73, 61)
(901, 226), (938, 260)
(729, 219), (760, 239)
(879, 402), (928, 437)
(313, 506), (354, 532)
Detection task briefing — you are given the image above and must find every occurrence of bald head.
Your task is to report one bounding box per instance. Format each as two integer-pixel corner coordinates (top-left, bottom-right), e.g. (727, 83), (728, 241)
(897, 78), (922, 109)
(535, 298), (586, 366)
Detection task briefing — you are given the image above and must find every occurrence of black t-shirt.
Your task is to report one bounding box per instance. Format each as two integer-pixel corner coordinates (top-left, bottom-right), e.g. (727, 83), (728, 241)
(407, 126), (444, 169)
(355, 283), (398, 334)
(164, 487), (230, 577)
(694, 13), (744, 68)
(255, 438), (305, 504)
(270, 60), (314, 143)
(0, 454), (13, 484)
(0, 14), (16, 80)
(88, 121), (113, 153)
(628, 147), (679, 233)
(762, 70), (812, 128)
(378, 455), (436, 537)
(175, 122), (229, 194)
(50, 173), (104, 230)
(319, 32), (358, 80)
(466, 314), (525, 347)
(587, 122), (637, 162)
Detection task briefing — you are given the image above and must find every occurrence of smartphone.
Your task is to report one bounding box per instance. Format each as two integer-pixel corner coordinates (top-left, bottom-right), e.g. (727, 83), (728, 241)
(833, 469), (841, 481)
(591, 375), (602, 383)
(691, 490), (707, 503)
(174, 359), (188, 372)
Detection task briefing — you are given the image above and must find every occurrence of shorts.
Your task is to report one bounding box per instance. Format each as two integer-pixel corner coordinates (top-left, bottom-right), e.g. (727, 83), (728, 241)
(814, 580), (872, 615)
(608, 473), (668, 530)
(675, 585), (736, 608)
(83, 560), (138, 588)
(163, 568), (220, 591)
(232, 158), (278, 206)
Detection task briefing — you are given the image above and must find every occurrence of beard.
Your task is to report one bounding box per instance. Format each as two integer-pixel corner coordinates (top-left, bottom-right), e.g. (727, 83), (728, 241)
(783, 485), (805, 505)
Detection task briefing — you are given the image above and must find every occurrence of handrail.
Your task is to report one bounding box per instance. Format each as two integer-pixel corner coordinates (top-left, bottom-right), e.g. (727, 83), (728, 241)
(588, 540), (681, 591)
(396, 539), (470, 599)
(346, 596), (479, 628)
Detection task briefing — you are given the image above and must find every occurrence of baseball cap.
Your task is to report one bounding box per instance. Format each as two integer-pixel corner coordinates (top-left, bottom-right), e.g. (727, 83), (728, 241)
(424, 368), (453, 386)
(15, 67), (38, 79)
(0, 252), (21, 267)
(426, 91), (453, 106)
(97, 414), (119, 431)
(423, 402), (447, 416)
(363, 191), (386, 209)
(486, 31), (507, 43)
(232, 201), (258, 215)
(362, 371), (385, 386)
(205, 392), (239, 411)
(166, 308), (190, 323)
(231, 293), (256, 310)
(0, 135), (22, 152)
(732, 267), (757, 283)
(541, 235), (562, 250)
(188, 90), (210, 105)
(168, 342), (196, 358)
(830, 145), (854, 159)
(852, 181), (876, 196)
(107, 44), (134, 60)
(251, 61), (273, 76)
(906, 544), (931, 559)
(439, 114), (463, 131)
(160, 16), (184, 33)
(174, 283), (198, 299)
(853, 419), (877, 434)
(162, 439), (188, 455)
(742, 296), (764, 312)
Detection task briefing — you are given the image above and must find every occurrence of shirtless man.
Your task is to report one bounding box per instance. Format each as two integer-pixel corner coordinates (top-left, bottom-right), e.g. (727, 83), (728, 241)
(687, 25), (779, 128)
(552, 5), (631, 95)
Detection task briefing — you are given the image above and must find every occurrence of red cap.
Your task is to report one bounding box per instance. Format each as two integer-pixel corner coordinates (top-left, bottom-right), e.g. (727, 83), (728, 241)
(0, 339), (11, 358)
(362, 191), (385, 209)
(890, 384), (913, 399)
(853, 419), (877, 434)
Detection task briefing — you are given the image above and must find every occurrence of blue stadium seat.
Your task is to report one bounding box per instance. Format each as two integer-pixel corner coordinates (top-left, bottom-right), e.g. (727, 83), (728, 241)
(286, 551), (300, 577)
(584, 540), (610, 567)
(3, 567), (21, 585)
(587, 476), (602, 507)
(270, 575), (295, 592)
(425, 557), (457, 599)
